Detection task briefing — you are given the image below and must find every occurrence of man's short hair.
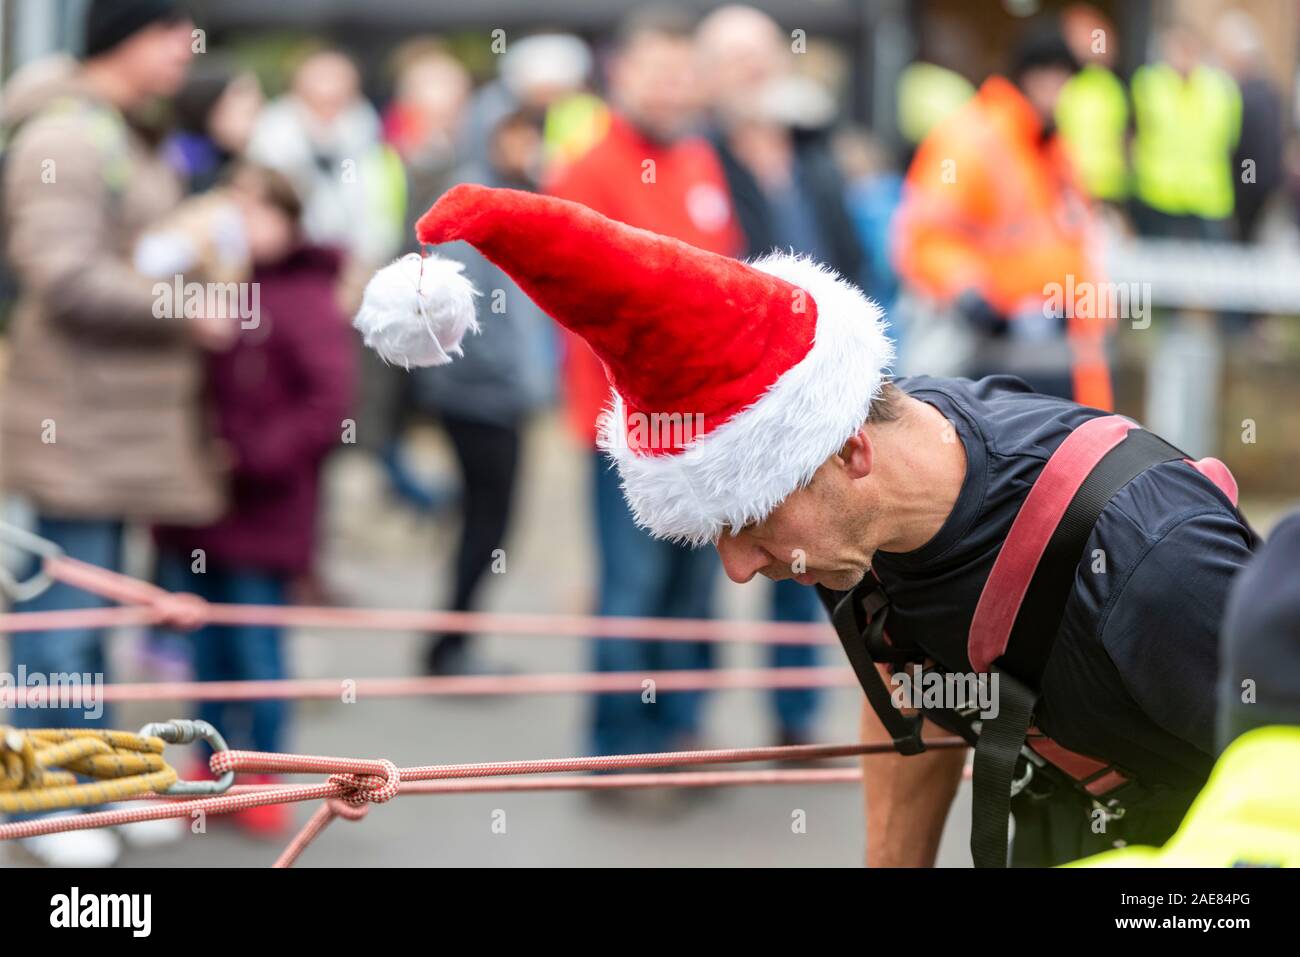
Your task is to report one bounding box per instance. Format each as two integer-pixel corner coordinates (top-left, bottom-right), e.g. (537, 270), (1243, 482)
(867, 381), (903, 424)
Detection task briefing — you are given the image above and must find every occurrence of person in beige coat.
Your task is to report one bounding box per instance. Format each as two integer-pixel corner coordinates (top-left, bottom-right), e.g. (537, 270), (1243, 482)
(0, 0), (226, 867)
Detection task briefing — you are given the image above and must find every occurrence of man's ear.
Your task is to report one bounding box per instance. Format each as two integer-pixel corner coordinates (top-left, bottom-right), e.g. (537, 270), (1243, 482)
(838, 427), (874, 480)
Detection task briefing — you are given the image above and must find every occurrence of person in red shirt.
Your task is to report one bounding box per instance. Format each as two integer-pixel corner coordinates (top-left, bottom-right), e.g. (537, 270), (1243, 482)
(548, 18), (742, 445)
(546, 5), (742, 762)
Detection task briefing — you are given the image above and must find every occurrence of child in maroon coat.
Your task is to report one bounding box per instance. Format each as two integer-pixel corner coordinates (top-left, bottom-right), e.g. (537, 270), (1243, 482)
(154, 163), (356, 835)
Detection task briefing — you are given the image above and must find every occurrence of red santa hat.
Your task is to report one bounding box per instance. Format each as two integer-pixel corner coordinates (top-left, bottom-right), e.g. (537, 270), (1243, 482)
(353, 183), (892, 545)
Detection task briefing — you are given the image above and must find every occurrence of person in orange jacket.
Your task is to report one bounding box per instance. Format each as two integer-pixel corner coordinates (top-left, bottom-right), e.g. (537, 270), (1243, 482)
(893, 19), (1113, 411)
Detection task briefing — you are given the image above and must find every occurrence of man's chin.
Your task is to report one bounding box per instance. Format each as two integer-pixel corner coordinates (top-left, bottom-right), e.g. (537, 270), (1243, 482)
(796, 567), (867, 591)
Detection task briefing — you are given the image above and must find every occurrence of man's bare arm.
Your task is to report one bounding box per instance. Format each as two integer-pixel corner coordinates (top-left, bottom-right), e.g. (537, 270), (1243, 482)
(860, 666), (967, 867)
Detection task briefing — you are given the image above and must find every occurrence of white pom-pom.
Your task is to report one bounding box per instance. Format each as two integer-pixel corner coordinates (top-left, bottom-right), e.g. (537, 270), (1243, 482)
(353, 253), (480, 369)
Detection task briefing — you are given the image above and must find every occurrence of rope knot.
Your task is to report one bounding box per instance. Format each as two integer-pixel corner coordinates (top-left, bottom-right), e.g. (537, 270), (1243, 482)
(326, 796), (370, 820)
(329, 759), (400, 806)
(150, 591), (210, 631)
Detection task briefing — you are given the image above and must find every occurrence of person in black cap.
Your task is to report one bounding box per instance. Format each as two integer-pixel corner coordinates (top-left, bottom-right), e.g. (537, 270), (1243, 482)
(82, 0), (193, 61)
(1073, 510), (1300, 866)
(1006, 17), (1083, 126)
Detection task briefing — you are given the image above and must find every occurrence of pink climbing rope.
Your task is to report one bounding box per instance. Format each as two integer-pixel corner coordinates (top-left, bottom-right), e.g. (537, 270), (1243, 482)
(5, 667), (856, 705)
(271, 767), (869, 867)
(0, 738), (968, 851)
(0, 554), (835, 645)
(274, 797), (370, 868)
(213, 739), (918, 782)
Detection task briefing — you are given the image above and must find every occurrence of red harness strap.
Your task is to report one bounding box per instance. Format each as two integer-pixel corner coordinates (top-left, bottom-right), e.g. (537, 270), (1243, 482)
(969, 414), (1239, 673)
(966, 413), (1241, 798)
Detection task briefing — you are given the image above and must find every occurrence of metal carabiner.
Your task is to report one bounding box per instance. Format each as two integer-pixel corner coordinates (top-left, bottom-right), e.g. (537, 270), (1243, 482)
(0, 521), (64, 604)
(138, 718), (235, 796)
(1092, 798), (1127, 824)
(1009, 755), (1036, 798)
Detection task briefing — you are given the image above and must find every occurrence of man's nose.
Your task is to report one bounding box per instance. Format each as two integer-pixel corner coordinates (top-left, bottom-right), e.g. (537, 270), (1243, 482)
(715, 535), (769, 584)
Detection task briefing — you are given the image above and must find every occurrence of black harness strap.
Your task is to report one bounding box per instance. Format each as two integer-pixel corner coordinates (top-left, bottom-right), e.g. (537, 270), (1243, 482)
(829, 587), (926, 755)
(969, 668), (1037, 867)
(968, 428), (1187, 867)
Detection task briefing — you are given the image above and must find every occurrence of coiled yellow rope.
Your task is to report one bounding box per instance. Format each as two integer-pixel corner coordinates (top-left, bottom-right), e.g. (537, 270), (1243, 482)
(0, 727), (178, 813)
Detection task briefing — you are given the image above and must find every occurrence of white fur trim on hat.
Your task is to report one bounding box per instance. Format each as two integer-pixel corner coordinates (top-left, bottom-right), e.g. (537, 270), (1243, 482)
(598, 253), (893, 546)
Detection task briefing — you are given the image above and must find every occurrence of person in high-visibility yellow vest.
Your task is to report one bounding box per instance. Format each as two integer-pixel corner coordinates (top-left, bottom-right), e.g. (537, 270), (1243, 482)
(1057, 63), (1129, 203)
(543, 91), (610, 171)
(896, 62), (974, 149)
(1056, 4), (1129, 204)
(1131, 23), (1242, 227)
(1071, 511), (1300, 867)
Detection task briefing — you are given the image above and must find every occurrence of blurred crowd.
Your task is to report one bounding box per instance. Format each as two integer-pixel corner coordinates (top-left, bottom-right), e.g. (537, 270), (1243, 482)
(0, 0), (1297, 865)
